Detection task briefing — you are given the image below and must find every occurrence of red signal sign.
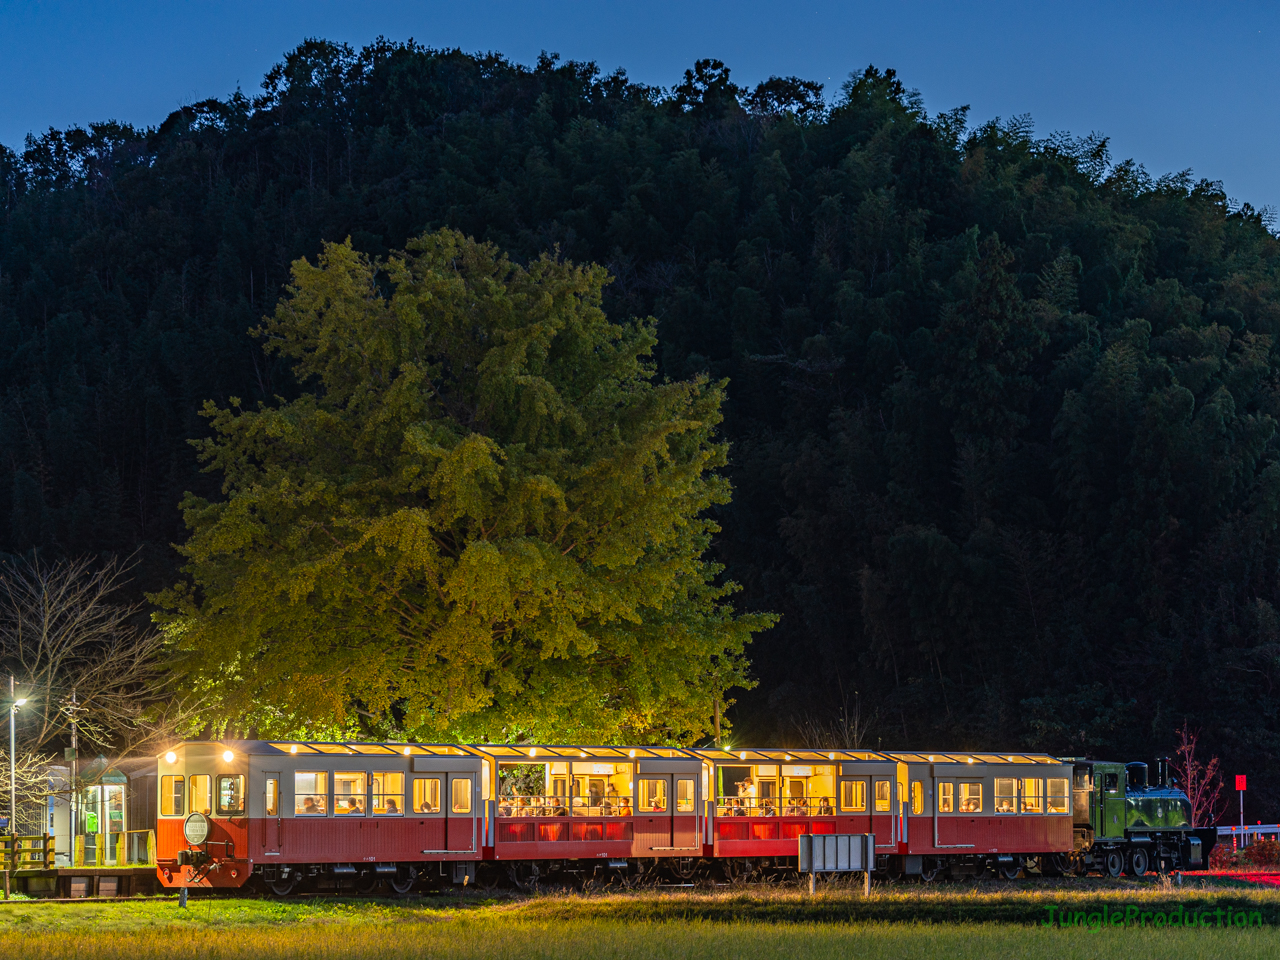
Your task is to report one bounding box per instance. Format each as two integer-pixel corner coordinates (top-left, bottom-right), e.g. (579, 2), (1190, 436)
(1236, 775), (1247, 791)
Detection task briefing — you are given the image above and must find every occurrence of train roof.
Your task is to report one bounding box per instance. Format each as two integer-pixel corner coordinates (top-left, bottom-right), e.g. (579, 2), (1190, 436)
(164, 740), (1067, 765)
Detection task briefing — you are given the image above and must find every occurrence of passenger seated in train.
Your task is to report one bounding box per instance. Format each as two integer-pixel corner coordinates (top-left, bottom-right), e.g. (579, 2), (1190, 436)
(817, 797), (834, 816)
(551, 797), (569, 817)
(731, 799), (746, 817)
(616, 797), (631, 817)
(385, 798), (399, 815)
(302, 796), (321, 815)
(760, 799), (776, 817)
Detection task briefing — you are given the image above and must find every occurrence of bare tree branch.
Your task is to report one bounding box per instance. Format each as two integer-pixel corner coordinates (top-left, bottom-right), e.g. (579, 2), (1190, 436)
(1169, 721), (1226, 827)
(0, 555), (202, 758)
(791, 690), (878, 750)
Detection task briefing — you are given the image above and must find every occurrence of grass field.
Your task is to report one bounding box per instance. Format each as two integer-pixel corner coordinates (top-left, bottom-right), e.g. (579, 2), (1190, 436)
(2, 883), (1279, 959)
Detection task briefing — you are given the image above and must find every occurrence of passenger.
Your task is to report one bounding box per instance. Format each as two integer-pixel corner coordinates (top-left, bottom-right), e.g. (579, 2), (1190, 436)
(732, 799), (746, 817)
(499, 798), (513, 818)
(355, 797), (365, 814)
(738, 776), (755, 800)
(385, 798), (399, 815)
(617, 797), (631, 817)
(761, 799), (776, 817)
(303, 796), (319, 815)
(818, 797), (834, 816)
(552, 798), (569, 817)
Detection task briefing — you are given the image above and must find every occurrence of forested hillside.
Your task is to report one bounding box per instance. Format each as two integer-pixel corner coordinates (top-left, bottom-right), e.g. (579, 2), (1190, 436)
(3, 40), (1279, 806)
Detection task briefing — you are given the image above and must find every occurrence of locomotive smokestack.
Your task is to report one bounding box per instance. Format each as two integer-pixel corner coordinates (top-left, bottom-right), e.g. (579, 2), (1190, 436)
(1156, 757), (1169, 788)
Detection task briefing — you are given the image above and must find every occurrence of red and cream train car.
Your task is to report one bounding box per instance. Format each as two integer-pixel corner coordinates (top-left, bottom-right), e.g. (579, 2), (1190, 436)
(155, 740), (1075, 890)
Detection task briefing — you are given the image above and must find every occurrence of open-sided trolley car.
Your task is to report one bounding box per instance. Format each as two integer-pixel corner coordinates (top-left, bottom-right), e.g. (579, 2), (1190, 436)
(154, 740), (1215, 892)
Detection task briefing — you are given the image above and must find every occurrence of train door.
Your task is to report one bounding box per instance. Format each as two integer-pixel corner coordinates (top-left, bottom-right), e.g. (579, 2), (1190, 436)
(871, 775), (895, 849)
(635, 776), (673, 852)
(896, 762), (910, 848)
(263, 772), (281, 855)
(672, 775), (698, 849)
(838, 777), (872, 834)
(446, 773), (476, 852)
(1100, 767), (1125, 839)
(903, 764), (926, 851)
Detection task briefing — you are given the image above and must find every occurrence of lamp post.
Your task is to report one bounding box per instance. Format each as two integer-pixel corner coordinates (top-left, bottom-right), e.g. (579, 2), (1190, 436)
(8, 676), (27, 833)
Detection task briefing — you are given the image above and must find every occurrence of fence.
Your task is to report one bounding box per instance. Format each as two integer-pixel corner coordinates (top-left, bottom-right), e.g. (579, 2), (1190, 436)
(1218, 824), (1280, 850)
(0, 834), (56, 870)
(70, 829), (155, 867)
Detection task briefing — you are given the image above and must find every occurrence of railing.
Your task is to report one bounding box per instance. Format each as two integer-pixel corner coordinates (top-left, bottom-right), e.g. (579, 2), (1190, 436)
(497, 795), (636, 818)
(1219, 824), (1280, 849)
(1, 834), (56, 870)
(715, 797), (838, 818)
(69, 830), (155, 867)
(124, 829), (156, 865)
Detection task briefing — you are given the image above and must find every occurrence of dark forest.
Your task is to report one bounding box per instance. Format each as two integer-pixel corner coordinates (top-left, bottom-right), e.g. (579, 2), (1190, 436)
(2, 41), (1278, 812)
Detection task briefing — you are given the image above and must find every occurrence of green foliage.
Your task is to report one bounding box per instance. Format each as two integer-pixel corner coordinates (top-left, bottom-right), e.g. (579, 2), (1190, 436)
(3, 39), (1280, 808)
(158, 230), (768, 743)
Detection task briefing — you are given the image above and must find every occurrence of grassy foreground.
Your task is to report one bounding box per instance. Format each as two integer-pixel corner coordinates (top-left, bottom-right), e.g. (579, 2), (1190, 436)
(1, 885), (1279, 959)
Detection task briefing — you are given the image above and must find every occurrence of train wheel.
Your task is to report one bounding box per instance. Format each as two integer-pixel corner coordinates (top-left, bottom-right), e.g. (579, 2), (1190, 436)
(998, 862), (1021, 881)
(1104, 850), (1124, 878)
(388, 868), (417, 896)
(1042, 853), (1069, 877)
(268, 876), (299, 897)
(667, 857), (701, 881)
(354, 870), (381, 895)
(920, 859), (942, 882)
(1127, 848), (1149, 878)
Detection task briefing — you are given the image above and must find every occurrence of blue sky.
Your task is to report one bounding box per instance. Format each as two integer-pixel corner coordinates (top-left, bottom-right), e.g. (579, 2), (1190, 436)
(2, 0), (1277, 211)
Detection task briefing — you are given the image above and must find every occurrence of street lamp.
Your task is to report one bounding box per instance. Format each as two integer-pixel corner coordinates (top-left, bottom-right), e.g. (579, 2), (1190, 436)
(8, 675), (27, 834)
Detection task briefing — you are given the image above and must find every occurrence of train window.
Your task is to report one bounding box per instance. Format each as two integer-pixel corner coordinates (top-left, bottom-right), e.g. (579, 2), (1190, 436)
(265, 778), (279, 817)
(676, 779), (695, 813)
(160, 776), (184, 817)
(1047, 778), (1069, 814)
(295, 771), (328, 815)
(639, 779), (668, 813)
(373, 772), (404, 815)
(413, 777), (441, 814)
(910, 781), (923, 815)
(1104, 773), (1119, 793)
(1073, 769), (1091, 790)
(190, 775), (211, 817)
(840, 780), (866, 812)
(451, 778), (472, 814)
(938, 782), (954, 813)
(874, 780), (891, 812)
(335, 772), (366, 815)
(959, 782), (982, 813)
(216, 775), (245, 816)
(1020, 778), (1043, 814)
(995, 778), (1015, 813)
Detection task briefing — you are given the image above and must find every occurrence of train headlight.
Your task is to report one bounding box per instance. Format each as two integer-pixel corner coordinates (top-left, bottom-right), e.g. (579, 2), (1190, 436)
(165, 751), (177, 764)
(222, 750), (234, 762)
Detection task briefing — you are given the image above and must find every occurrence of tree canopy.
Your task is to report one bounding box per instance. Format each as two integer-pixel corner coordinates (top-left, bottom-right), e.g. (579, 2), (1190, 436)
(158, 230), (768, 743)
(3, 39), (1280, 811)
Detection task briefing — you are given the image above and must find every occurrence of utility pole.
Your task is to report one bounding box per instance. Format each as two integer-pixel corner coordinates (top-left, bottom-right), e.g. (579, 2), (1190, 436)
(69, 688), (79, 844)
(7, 676), (14, 832)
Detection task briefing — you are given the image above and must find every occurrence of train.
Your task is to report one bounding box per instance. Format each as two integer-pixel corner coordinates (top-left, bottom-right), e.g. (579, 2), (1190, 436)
(154, 740), (1217, 893)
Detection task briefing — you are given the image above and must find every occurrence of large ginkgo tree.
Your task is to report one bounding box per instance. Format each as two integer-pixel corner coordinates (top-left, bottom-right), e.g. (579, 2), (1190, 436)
(158, 230), (774, 744)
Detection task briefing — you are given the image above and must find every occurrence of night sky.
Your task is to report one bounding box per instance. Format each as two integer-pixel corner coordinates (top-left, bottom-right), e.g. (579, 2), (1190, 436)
(2, 0), (1277, 212)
